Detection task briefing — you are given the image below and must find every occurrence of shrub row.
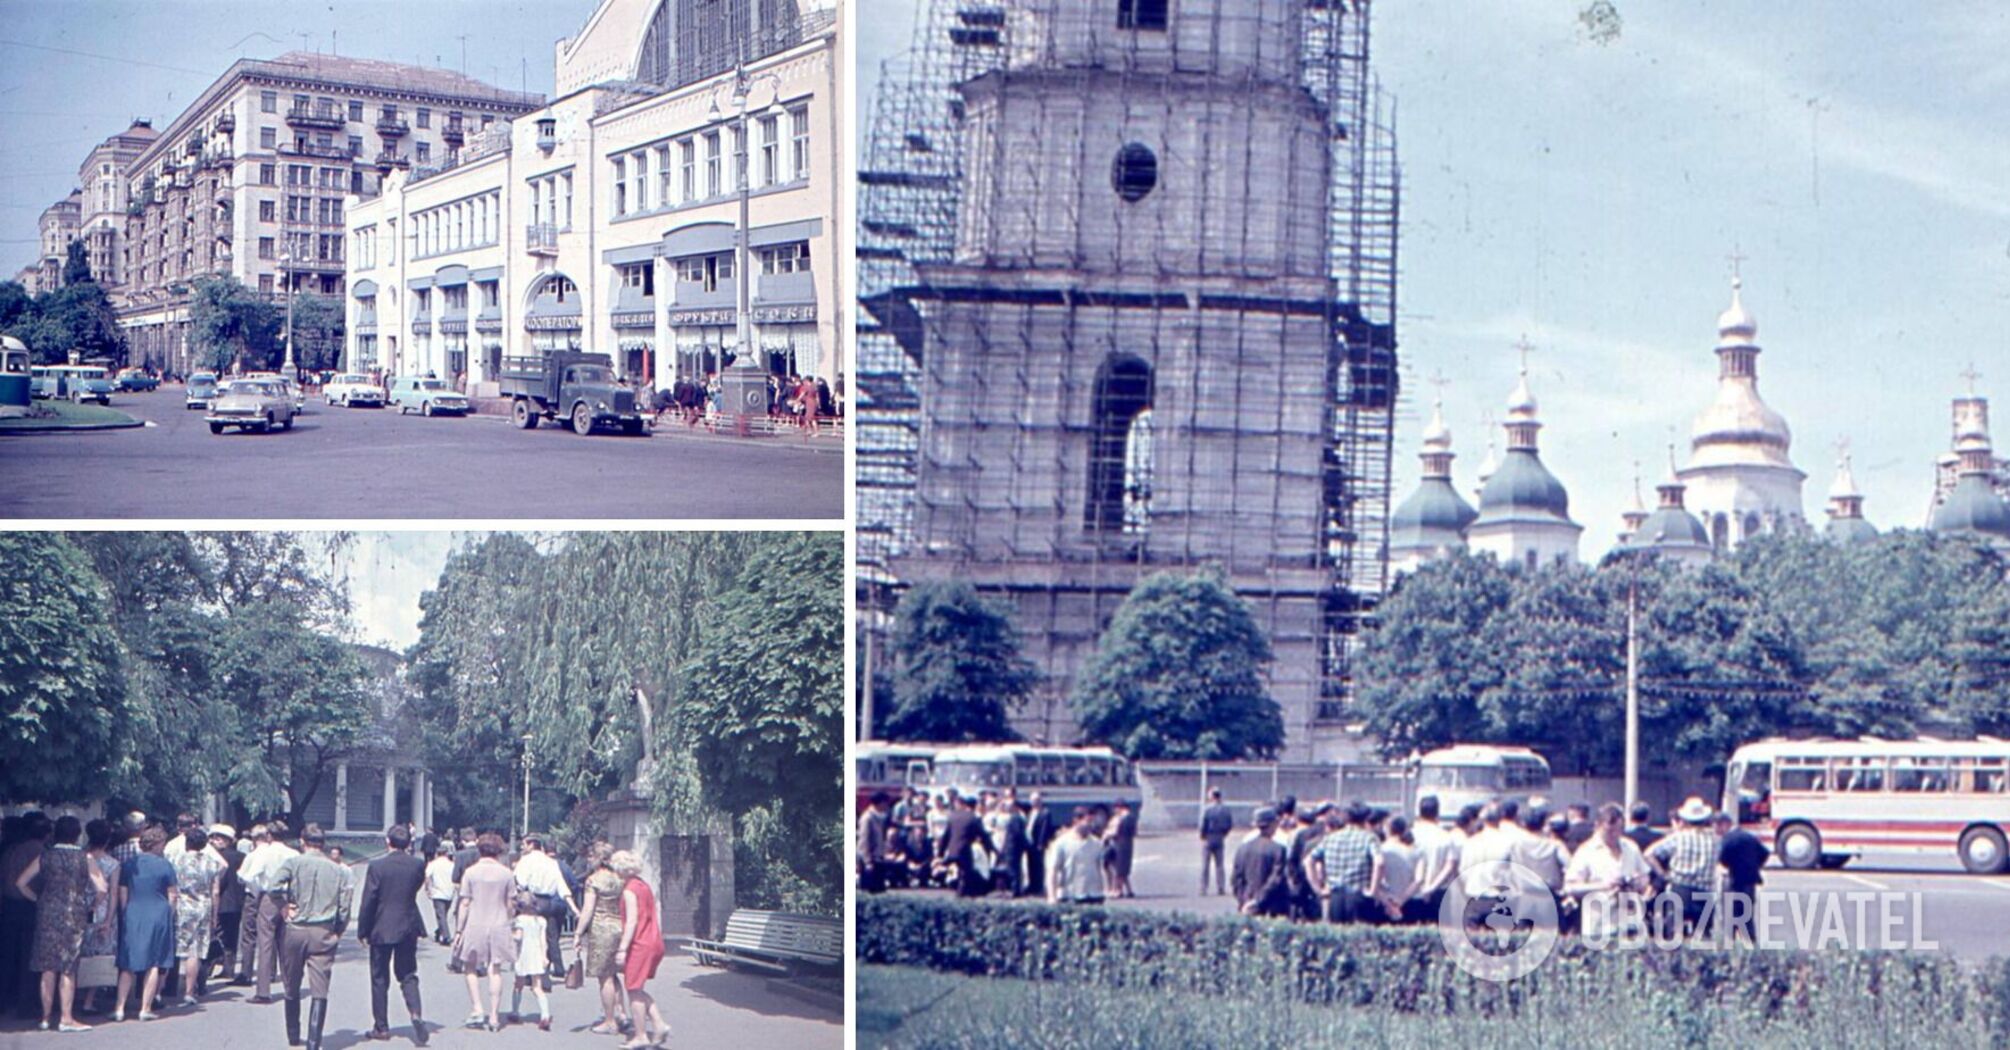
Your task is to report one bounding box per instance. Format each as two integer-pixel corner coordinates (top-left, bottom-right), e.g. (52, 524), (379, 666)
(857, 896), (2010, 1038)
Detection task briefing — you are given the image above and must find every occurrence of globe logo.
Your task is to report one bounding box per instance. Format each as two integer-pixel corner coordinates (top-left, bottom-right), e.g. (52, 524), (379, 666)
(1437, 860), (1560, 981)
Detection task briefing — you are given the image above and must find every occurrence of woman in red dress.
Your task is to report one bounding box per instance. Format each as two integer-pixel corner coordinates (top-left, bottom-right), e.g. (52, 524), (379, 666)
(612, 850), (667, 1049)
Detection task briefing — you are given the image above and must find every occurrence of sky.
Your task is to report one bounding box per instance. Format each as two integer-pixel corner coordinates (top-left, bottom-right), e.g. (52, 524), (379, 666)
(0, 0), (598, 260)
(325, 531), (460, 650)
(858, 1), (2010, 554)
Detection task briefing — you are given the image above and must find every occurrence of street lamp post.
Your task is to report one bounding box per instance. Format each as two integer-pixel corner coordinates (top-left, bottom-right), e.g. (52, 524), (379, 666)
(520, 733), (533, 843)
(1624, 566), (1640, 812)
(279, 245), (297, 379)
(711, 65), (783, 434)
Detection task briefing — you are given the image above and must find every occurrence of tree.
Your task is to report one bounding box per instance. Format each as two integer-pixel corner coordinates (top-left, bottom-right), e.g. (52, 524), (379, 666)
(1072, 569), (1284, 760)
(0, 534), (143, 803)
(22, 282), (124, 365)
(882, 581), (1039, 742)
(284, 293), (346, 373)
(211, 599), (372, 826)
(62, 239), (92, 286)
(0, 280), (35, 335)
(1354, 553), (1516, 757)
(188, 275), (281, 373)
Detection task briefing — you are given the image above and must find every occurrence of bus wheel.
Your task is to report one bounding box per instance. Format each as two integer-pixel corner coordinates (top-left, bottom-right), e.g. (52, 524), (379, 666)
(1776, 823), (1822, 869)
(1959, 826), (2009, 874)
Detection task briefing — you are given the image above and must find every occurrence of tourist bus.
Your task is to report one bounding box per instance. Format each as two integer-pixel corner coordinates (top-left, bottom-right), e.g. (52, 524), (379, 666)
(853, 741), (941, 813)
(1413, 744), (1554, 818)
(924, 744), (1142, 819)
(1724, 737), (2010, 873)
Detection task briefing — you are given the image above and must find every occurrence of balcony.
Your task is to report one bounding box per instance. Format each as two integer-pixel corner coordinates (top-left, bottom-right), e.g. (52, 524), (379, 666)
(185, 139), (202, 157)
(526, 222), (558, 256)
(201, 147), (234, 170)
(441, 117), (465, 145)
(535, 119), (556, 151)
(215, 112), (235, 134)
(375, 117), (409, 137)
(280, 141), (350, 161)
(374, 150), (409, 172)
(286, 104), (346, 131)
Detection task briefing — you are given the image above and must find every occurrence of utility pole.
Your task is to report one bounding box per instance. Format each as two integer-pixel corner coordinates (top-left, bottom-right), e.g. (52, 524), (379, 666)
(1624, 564), (1640, 811)
(520, 733), (533, 842)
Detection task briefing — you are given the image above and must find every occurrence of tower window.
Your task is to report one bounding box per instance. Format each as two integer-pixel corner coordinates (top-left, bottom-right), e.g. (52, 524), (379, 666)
(1118, 0), (1170, 31)
(1111, 143), (1158, 202)
(1085, 355), (1154, 534)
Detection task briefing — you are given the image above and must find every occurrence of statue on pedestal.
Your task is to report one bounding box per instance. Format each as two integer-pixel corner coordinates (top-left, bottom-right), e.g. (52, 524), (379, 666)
(631, 684), (658, 796)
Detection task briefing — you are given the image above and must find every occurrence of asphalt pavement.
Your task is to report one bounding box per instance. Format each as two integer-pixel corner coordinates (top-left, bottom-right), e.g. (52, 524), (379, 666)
(0, 386), (843, 520)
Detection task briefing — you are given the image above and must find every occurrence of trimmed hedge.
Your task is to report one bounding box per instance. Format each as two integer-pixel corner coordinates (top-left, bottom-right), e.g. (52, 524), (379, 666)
(857, 896), (2008, 1037)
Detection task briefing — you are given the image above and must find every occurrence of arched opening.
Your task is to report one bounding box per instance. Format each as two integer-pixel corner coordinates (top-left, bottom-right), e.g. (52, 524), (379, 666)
(1742, 512), (1761, 541)
(1085, 355), (1153, 534)
(1711, 514), (1729, 550)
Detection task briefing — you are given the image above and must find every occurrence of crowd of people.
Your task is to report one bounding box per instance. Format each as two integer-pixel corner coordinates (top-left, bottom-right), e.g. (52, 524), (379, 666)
(859, 784), (1774, 943)
(0, 810), (674, 1048)
(856, 787), (1140, 903)
(649, 372), (837, 435)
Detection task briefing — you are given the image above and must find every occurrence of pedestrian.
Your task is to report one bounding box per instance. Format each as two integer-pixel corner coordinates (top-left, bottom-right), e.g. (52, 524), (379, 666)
(509, 893), (552, 1030)
(1564, 803), (1596, 853)
(1514, 812), (1571, 898)
(611, 850), (668, 1050)
(857, 792), (895, 894)
(1645, 797), (1722, 938)
(1410, 796), (1460, 921)
(1198, 788), (1233, 896)
(1716, 811), (1770, 945)
(356, 824), (428, 1045)
(510, 835), (577, 980)
(0, 811), (52, 1018)
(1280, 806), (1320, 922)
(1308, 802), (1380, 924)
(1372, 815), (1423, 923)
(574, 842), (631, 1037)
(168, 826), (225, 1009)
(453, 833), (516, 1032)
(272, 823), (351, 1050)
(114, 824), (176, 1022)
(77, 819), (120, 1016)
(1623, 803), (1659, 854)
(1103, 800), (1138, 899)
(16, 815), (106, 1032)
(939, 794), (993, 898)
(991, 794), (1026, 897)
(1022, 792), (1055, 898)
(424, 847), (456, 947)
(1564, 802), (1651, 941)
(445, 828), (481, 977)
(239, 820), (298, 1003)
(205, 825), (243, 995)
(1231, 808), (1290, 918)
(1047, 806), (1109, 905)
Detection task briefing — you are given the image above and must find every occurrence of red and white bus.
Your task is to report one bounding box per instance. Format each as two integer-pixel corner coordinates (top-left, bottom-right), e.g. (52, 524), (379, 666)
(1724, 737), (2010, 873)
(854, 741), (941, 813)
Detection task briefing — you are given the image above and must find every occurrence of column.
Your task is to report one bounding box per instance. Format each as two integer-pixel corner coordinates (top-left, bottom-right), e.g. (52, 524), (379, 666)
(654, 255), (673, 389)
(333, 761), (349, 833)
(382, 765), (397, 830)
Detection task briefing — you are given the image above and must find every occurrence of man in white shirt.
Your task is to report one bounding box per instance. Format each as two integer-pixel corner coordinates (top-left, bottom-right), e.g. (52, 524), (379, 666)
(1047, 806), (1109, 905)
(237, 821), (299, 1002)
(1410, 796), (1460, 917)
(423, 847), (456, 946)
(512, 835), (577, 979)
(1564, 803), (1651, 941)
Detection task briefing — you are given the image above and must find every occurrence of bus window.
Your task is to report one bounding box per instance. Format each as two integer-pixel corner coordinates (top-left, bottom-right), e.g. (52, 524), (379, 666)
(1837, 758), (1885, 792)
(1892, 759), (1951, 793)
(1778, 761), (1824, 792)
(1015, 756), (1039, 786)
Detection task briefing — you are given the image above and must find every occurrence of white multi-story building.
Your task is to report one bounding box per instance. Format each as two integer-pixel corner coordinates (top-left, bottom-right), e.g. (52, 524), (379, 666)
(346, 0), (844, 392)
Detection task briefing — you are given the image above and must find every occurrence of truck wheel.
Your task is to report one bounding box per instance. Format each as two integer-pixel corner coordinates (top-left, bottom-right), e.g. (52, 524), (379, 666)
(512, 399), (538, 430)
(572, 402), (594, 436)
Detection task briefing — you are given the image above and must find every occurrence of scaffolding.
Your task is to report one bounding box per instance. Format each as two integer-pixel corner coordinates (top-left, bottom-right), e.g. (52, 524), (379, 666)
(856, 0), (1400, 759)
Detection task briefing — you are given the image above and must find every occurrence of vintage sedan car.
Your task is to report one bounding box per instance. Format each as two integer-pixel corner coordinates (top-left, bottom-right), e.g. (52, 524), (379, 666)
(324, 373), (384, 407)
(389, 375), (470, 416)
(243, 371), (306, 412)
(204, 378), (295, 434)
(115, 369), (160, 392)
(185, 372), (220, 410)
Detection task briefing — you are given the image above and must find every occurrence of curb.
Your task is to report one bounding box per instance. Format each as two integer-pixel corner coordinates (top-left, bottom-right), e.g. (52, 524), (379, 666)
(0, 417), (146, 434)
(468, 406), (844, 454)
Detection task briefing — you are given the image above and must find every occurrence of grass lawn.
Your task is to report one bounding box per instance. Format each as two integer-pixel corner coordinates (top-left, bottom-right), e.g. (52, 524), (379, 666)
(0, 399), (141, 430)
(857, 963), (1994, 1050)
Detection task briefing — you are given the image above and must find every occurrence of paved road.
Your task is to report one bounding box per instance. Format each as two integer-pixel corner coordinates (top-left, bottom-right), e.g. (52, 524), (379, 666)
(0, 386), (843, 520)
(884, 831), (2010, 962)
(0, 935), (839, 1049)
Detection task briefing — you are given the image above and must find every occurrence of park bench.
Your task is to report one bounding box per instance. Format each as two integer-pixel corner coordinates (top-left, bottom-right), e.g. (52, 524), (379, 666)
(685, 909), (842, 974)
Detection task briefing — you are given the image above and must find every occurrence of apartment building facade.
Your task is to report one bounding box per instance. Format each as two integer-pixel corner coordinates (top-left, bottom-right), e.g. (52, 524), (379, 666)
(117, 51), (540, 372)
(76, 120), (162, 291)
(346, 0), (844, 392)
(28, 192), (81, 294)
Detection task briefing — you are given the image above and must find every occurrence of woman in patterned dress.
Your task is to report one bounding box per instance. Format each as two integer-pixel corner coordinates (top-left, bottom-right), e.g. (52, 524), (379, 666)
(78, 820), (120, 1015)
(170, 828), (224, 1009)
(573, 842), (630, 1035)
(16, 816), (107, 1032)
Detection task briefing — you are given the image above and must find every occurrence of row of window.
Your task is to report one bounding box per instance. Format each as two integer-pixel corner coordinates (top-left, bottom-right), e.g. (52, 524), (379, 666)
(609, 106), (811, 220)
(256, 90), (495, 131)
(526, 171), (576, 232)
(256, 126), (430, 162)
(409, 190), (504, 259)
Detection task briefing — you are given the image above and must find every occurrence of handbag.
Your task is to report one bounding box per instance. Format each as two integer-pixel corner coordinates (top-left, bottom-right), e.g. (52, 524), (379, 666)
(564, 958), (583, 990)
(76, 954), (117, 989)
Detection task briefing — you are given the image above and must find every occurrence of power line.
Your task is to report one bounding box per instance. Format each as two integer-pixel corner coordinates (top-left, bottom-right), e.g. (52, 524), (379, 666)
(0, 38), (213, 76)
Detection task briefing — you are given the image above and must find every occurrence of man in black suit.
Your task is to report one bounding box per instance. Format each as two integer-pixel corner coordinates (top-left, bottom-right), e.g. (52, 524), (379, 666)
(357, 825), (428, 1045)
(1716, 812), (1770, 945)
(1232, 808), (1291, 918)
(939, 794), (994, 898)
(1022, 792), (1055, 897)
(1199, 788), (1234, 896)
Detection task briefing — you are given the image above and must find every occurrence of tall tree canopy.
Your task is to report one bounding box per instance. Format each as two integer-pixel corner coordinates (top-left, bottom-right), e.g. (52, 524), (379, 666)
(1072, 569), (1284, 760)
(188, 275), (282, 373)
(881, 580), (1039, 742)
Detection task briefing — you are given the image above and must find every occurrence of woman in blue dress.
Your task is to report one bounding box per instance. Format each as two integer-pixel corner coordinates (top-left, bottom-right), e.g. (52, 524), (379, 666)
(114, 826), (177, 1022)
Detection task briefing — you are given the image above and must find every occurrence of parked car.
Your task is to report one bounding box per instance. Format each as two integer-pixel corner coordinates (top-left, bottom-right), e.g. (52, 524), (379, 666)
(389, 375), (471, 416)
(325, 373), (384, 407)
(204, 378), (296, 434)
(115, 369), (160, 392)
(185, 372), (220, 410)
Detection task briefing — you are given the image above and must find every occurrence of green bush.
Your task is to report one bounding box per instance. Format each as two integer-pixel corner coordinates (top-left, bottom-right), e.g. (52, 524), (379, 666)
(857, 897), (2008, 1040)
